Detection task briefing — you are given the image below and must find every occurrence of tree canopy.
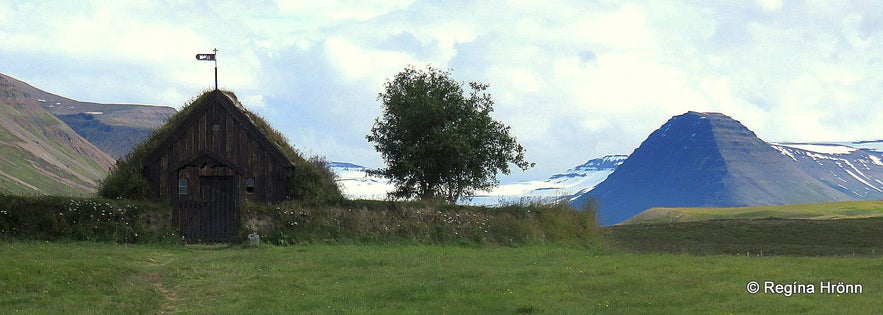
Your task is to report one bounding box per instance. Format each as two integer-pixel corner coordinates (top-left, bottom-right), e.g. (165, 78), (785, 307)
(367, 65), (533, 203)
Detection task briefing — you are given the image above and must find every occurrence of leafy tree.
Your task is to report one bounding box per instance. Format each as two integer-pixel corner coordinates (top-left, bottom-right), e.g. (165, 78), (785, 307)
(367, 65), (533, 203)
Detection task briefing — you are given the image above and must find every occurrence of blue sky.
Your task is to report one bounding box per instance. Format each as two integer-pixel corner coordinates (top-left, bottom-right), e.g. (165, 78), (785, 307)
(2, 0), (883, 181)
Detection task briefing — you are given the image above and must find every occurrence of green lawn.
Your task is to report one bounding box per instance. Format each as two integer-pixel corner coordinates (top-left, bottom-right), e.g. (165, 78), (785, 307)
(1, 242), (880, 314)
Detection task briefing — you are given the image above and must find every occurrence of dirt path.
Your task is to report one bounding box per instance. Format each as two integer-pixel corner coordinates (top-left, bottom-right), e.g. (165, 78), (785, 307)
(141, 254), (180, 315)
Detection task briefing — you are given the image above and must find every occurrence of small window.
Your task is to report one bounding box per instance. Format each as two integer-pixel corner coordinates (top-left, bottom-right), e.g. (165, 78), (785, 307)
(211, 123), (221, 132)
(245, 178), (255, 194)
(178, 178), (189, 195)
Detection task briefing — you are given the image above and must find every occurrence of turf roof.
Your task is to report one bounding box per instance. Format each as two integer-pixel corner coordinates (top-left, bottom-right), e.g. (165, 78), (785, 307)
(98, 89), (340, 202)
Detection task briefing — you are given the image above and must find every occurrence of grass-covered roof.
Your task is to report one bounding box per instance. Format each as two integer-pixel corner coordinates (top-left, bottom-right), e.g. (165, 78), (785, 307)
(98, 89), (341, 203)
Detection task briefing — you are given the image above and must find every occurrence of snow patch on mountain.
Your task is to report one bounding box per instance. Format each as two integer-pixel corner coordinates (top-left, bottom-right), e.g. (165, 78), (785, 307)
(328, 155), (627, 205)
(770, 142), (883, 198)
(838, 140), (883, 152)
(331, 138), (883, 211)
(774, 142), (858, 155)
(327, 162), (395, 200)
(467, 155), (626, 206)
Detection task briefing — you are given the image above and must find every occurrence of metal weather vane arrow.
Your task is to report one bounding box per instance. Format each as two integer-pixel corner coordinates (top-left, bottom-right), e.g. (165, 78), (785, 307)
(196, 48), (218, 90)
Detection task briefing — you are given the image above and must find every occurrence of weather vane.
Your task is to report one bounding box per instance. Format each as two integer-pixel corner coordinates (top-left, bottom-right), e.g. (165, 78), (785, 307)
(196, 48), (218, 90)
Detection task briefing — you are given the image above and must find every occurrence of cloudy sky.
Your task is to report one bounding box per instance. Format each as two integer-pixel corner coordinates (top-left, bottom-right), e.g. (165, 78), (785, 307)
(2, 0), (883, 181)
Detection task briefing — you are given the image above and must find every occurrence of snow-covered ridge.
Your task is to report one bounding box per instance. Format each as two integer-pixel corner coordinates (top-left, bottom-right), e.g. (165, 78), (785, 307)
(842, 140), (883, 152)
(771, 142), (883, 198)
(774, 140), (883, 154)
(331, 140), (883, 206)
(328, 155), (627, 205)
(328, 162), (395, 200)
(466, 154), (626, 205)
(327, 161), (366, 170)
(549, 154), (627, 179)
(773, 142), (857, 155)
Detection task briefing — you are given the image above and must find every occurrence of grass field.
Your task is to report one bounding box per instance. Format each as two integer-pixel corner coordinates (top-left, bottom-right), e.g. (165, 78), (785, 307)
(606, 217), (883, 256)
(1, 242), (880, 314)
(622, 200), (883, 224)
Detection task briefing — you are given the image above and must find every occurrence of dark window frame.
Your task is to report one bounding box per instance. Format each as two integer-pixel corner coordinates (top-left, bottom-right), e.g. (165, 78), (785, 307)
(178, 178), (189, 195)
(245, 177), (255, 194)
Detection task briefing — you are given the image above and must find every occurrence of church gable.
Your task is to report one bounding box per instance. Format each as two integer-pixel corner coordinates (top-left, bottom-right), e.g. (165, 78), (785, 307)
(142, 90), (294, 203)
(98, 89), (341, 206)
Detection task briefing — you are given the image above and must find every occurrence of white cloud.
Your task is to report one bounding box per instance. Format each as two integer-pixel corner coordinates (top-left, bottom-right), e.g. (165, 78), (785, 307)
(276, 0), (414, 22)
(323, 37), (417, 81)
(756, 0), (782, 12)
(4, 0), (883, 181)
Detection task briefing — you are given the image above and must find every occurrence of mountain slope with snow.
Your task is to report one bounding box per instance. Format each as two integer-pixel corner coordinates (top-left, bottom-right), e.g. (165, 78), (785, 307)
(771, 142), (883, 199)
(329, 156), (626, 205)
(328, 162), (395, 200)
(330, 122), (883, 226)
(467, 155), (626, 205)
(573, 112), (853, 226)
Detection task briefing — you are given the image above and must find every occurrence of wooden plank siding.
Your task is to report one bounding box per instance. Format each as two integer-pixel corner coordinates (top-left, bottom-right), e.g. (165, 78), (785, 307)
(143, 90), (295, 204)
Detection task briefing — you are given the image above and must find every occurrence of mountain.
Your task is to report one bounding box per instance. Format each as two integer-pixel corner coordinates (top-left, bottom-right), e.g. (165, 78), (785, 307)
(331, 112), (883, 221)
(467, 155), (626, 205)
(329, 156), (626, 205)
(0, 74), (115, 195)
(573, 111), (853, 226)
(0, 73), (175, 159)
(771, 142), (883, 199)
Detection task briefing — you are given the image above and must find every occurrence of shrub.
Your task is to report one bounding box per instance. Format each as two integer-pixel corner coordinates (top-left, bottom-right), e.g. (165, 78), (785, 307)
(286, 156), (344, 204)
(0, 194), (178, 244)
(97, 158), (152, 200)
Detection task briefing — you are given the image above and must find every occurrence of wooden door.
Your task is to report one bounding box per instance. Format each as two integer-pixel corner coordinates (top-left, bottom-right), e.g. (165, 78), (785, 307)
(175, 175), (239, 242)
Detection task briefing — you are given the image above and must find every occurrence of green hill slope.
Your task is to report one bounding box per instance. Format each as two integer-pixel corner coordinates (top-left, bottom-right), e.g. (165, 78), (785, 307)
(0, 73), (176, 159)
(621, 200), (883, 224)
(0, 75), (115, 195)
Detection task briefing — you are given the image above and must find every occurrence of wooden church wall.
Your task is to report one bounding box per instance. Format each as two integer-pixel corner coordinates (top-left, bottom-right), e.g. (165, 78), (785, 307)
(144, 94), (292, 204)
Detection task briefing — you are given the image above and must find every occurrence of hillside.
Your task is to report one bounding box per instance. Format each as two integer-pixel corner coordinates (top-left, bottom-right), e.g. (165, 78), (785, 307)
(0, 75), (115, 195)
(573, 111), (852, 226)
(0, 73), (176, 159)
(621, 200), (883, 224)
